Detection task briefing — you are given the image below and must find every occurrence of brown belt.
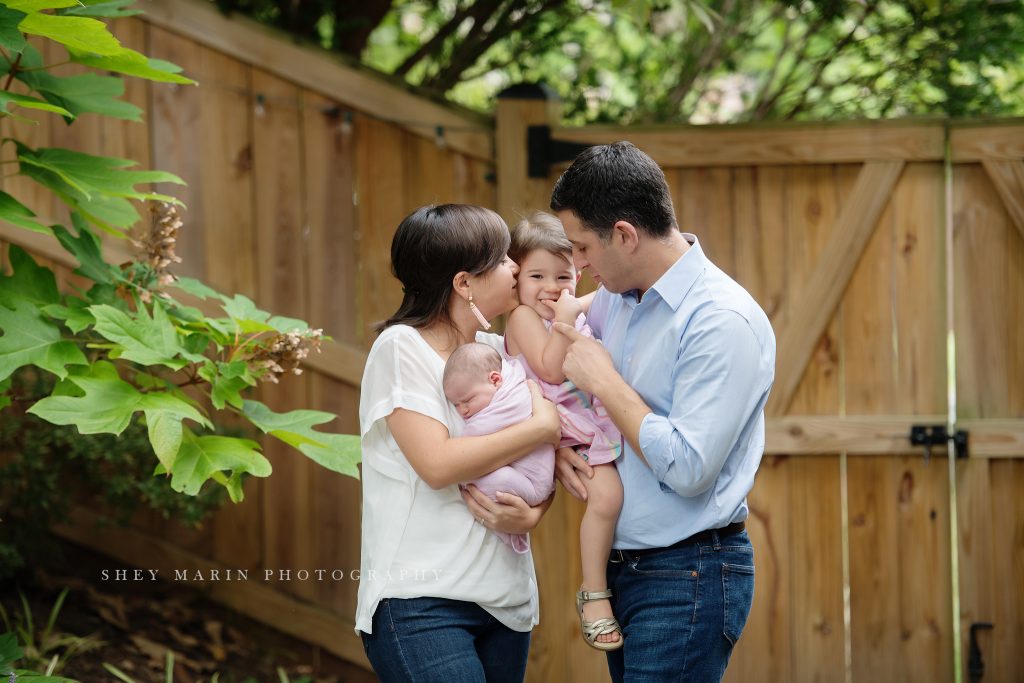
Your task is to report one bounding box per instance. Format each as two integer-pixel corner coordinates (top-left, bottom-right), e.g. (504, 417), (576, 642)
(609, 520), (746, 563)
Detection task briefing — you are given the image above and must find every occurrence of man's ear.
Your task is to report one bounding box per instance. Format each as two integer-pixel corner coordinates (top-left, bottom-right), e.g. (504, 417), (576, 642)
(612, 220), (640, 252)
(488, 370), (503, 388)
(452, 271), (471, 301)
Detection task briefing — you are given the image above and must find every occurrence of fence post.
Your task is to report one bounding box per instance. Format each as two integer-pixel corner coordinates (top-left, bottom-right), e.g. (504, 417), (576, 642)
(495, 83), (562, 224)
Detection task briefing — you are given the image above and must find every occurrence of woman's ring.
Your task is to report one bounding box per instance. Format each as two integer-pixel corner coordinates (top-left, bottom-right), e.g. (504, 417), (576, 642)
(476, 517), (484, 525)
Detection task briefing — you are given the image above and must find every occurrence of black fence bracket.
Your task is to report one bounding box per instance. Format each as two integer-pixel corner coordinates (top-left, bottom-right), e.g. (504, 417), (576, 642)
(968, 622), (994, 683)
(909, 424), (969, 460)
(527, 125), (592, 178)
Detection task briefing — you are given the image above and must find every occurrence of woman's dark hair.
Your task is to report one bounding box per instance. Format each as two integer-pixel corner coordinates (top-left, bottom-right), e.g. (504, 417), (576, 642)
(377, 204), (511, 331)
(550, 141), (677, 240)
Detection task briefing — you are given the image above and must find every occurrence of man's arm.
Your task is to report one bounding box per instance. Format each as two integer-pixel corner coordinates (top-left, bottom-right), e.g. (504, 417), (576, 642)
(553, 322), (651, 463)
(554, 311), (768, 497)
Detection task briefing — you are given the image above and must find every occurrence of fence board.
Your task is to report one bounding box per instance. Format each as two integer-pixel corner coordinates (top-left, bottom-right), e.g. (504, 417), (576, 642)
(355, 119), (407, 346)
(302, 91), (361, 347)
(953, 166), (1011, 419)
(725, 456), (792, 683)
(250, 68), (315, 602)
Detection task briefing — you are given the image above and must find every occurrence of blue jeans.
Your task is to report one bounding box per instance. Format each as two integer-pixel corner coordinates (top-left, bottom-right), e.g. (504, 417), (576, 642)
(361, 597), (531, 683)
(605, 530), (755, 683)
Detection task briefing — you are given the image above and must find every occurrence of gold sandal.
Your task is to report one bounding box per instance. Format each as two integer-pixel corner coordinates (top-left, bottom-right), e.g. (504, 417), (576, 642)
(576, 588), (623, 651)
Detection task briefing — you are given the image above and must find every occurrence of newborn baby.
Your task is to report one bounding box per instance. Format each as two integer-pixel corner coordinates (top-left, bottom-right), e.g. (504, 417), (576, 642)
(443, 342), (555, 553)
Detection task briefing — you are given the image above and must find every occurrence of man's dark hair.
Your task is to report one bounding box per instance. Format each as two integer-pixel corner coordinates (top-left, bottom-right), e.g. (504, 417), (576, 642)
(550, 141), (677, 240)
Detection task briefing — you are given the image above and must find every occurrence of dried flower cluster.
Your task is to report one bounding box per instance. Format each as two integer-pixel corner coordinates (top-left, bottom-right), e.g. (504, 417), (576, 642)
(245, 329), (324, 383)
(136, 202), (183, 286)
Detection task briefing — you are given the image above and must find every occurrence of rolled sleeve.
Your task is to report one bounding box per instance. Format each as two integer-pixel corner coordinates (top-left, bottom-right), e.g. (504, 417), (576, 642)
(638, 309), (767, 498)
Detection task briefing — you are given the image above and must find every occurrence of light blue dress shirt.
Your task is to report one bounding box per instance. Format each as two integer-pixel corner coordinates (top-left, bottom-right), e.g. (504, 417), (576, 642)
(588, 234), (776, 549)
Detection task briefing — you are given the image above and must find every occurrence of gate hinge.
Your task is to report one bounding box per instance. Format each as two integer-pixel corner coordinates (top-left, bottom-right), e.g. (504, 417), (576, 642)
(527, 125), (592, 178)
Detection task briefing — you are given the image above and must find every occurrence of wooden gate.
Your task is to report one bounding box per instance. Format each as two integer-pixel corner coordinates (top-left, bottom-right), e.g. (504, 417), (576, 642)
(497, 90), (1024, 683)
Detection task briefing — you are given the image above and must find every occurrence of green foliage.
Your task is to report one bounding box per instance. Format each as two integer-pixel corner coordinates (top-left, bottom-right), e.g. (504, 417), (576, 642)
(0, 588), (99, 679)
(218, 0), (1024, 123)
(0, 369), (229, 579)
(0, 0), (360, 507)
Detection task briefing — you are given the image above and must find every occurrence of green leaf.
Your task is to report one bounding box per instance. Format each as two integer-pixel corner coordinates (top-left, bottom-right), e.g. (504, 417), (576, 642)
(0, 376), (11, 411)
(172, 276), (222, 301)
(0, 189), (50, 234)
(0, 89), (73, 117)
(28, 360), (209, 434)
(266, 315), (309, 333)
(70, 46), (196, 85)
(18, 12), (122, 56)
(221, 294), (270, 324)
(42, 299), (95, 334)
(146, 408), (183, 471)
(16, 143), (185, 231)
(0, 300), (87, 381)
(89, 301), (192, 370)
(59, 0), (141, 17)
(170, 431), (271, 496)
(17, 144), (184, 200)
(51, 216), (122, 284)
(0, 6), (29, 53)
(4, 1), (80, 10)
(199, 360), (252, 410)
(242, 399), (361, 477)
(0, 245), (60, 307)
(15, 44), (141, 121)
(0, 630), (23, 673)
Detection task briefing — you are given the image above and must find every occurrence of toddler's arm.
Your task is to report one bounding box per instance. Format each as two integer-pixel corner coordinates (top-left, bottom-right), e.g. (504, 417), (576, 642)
(506, 291), (582, 384)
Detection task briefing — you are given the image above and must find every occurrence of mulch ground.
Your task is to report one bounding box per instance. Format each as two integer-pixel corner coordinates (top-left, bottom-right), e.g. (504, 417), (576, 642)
(1, 536), (376, 683)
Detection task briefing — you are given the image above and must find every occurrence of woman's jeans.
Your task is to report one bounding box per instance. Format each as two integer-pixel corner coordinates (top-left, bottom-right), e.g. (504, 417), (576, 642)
(361, 596), (531, 683)
(605, 530), (755, 683)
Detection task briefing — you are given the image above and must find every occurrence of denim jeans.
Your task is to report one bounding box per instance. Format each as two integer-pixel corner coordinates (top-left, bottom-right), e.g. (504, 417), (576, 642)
(361, 596), (531, 683)
(605, 530), (755, 683)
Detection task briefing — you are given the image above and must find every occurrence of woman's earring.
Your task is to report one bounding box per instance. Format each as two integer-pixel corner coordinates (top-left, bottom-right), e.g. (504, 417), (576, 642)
(468, 295), (491, 330)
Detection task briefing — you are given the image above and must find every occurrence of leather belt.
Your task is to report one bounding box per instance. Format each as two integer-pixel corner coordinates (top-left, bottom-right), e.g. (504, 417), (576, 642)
(609, 520), (746, 563)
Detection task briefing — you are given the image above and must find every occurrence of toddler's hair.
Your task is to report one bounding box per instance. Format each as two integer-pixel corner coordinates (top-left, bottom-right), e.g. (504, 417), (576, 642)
(509, 211), (572, 266)
(442, 342), (502, 394)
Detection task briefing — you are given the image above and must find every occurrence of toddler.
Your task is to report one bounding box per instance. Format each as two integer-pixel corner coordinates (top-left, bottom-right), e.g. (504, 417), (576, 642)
(504, 212), (625, 651)
(442, 342), (555, 554)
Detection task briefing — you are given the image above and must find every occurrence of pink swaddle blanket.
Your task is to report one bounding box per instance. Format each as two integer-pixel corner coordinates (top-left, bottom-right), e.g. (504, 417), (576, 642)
(463, 358), (555, 554)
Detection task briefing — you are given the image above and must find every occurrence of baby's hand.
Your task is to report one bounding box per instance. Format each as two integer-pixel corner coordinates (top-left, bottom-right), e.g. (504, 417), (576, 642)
(541, 289), (583, 324)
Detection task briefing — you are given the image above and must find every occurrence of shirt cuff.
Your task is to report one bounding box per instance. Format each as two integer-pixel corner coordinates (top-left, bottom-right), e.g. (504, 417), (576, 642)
(639, 412), (674, 482)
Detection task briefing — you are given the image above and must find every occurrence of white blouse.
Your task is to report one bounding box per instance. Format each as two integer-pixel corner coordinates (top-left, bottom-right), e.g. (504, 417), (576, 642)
(355, 324), (539, 634)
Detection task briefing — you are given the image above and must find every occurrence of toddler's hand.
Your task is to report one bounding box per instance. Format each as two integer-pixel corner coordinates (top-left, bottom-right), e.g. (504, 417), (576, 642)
(541, 289), (583, 324)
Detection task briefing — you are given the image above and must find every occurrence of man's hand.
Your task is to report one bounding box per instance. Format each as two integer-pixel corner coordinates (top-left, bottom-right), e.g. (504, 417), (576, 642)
(552, 321), (616, 394)
(555, 446), (593, 501)
(461, 484), (552, 534)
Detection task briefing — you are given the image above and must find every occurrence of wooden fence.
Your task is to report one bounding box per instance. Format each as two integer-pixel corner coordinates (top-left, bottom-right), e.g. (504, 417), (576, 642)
(0, 1), (1022, 681)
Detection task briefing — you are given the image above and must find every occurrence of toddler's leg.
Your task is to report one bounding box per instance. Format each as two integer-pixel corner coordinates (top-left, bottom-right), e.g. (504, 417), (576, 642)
(580, 464), (624, 645)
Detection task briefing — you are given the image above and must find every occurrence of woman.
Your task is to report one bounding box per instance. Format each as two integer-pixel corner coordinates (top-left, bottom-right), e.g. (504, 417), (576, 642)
(357, 204), (561, 682)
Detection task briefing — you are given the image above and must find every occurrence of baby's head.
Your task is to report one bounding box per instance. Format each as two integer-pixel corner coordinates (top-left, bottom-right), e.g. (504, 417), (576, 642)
(509, 212), (577, 320)
(442, 343), (504, 419)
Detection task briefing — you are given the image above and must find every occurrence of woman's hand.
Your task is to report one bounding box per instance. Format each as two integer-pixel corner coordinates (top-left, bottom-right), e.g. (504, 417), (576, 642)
(527, 380), (561, 445)
(461, 484), (553, 534)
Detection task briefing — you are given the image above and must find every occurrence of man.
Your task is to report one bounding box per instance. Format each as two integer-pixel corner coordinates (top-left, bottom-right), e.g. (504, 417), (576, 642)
(550, 141), (776, 682)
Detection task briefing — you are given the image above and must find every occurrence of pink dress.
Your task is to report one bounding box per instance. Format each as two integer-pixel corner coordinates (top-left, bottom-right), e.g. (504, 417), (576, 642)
(463, 358), (555, 554)
(506, 315), (623, 466)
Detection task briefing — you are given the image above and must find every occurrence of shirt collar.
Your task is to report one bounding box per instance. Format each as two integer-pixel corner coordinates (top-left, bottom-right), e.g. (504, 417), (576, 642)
(622, 233), (703, 310)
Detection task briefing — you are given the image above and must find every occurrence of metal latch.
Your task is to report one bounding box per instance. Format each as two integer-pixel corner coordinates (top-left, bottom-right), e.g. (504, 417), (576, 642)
(909, 424), (969, 460)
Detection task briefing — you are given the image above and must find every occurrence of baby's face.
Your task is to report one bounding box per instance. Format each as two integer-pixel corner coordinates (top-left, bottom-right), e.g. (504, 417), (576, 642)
(446, 371), (502, 419)
(516, 249), (577, 320)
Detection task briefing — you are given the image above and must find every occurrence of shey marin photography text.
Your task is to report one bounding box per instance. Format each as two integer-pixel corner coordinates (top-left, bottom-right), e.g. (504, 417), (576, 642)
(99, 568), (444, 583)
